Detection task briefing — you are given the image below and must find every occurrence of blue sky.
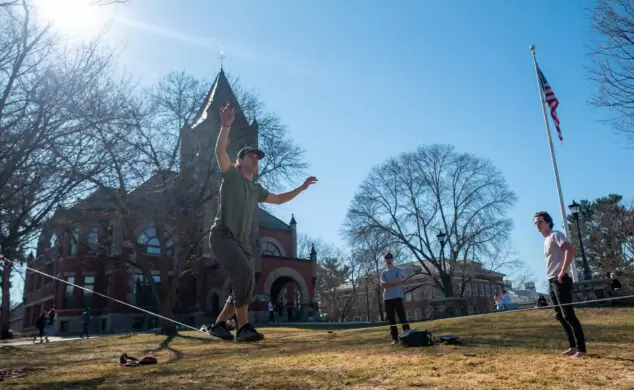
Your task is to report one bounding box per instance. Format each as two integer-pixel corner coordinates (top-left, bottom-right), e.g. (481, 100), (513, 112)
(12, 0), (633, 298)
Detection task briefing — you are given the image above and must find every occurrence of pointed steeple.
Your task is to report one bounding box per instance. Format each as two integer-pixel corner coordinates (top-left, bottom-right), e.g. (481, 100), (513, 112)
(310, 244), (317, 261)
(191, 67), (247, 130)
(290, 214), (297, 225)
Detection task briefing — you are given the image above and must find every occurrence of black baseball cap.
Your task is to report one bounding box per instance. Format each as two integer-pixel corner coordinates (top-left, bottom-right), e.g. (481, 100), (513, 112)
(237, 146), (265, 160)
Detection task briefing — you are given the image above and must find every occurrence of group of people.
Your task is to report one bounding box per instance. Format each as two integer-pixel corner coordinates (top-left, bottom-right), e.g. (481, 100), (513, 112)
(202, 102), (588, 358)
(494, 290), (511, 311)
(32, 306), (56, 343)
(267, 301), (298, 323)
(32, 306), (92, 342)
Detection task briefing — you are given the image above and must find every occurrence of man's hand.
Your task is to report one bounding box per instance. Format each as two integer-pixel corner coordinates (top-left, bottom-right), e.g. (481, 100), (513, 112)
(301, 176), (318, 190)
(215, 102), (234, 172)
(220, 102), (235, 127)
(557, 272), (565, 284)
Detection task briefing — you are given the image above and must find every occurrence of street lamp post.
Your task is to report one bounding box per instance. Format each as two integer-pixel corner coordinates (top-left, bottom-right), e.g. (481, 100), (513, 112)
(568, 200), (592, 281)
(437, 232), (448, 297)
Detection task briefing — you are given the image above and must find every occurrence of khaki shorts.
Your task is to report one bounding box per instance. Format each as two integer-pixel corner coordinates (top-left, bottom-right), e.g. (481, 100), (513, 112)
(210, 228), (254, 307)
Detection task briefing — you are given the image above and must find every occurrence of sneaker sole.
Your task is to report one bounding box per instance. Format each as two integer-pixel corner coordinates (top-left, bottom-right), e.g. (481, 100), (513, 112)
(236, 336), (264, 342)
(236, 333), (264, 342)
(208, 331), (235, 341)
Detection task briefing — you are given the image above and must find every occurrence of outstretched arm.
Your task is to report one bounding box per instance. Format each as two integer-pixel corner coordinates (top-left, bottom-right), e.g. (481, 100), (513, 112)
(264, 176), (318, 205)
(215, 103), (235, 173)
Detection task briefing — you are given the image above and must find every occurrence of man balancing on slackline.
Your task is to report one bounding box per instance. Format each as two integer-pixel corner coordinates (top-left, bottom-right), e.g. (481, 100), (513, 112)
(207, 102), (317, 342)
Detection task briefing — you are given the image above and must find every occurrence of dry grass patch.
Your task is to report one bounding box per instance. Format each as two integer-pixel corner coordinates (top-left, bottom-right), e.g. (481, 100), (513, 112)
(3, 307), (634, 389)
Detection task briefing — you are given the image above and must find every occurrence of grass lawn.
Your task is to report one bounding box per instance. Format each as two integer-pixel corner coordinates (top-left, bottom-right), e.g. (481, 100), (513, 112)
(3, 307), (634, 389)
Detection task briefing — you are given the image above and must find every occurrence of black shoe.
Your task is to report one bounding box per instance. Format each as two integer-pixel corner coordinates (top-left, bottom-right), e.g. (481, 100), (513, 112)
(236, 323), (264, 342)
(208, 321), (234, 341)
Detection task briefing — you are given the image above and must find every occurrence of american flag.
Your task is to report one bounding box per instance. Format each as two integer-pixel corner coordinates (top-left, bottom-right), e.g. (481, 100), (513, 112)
(537, 64), (563, 143)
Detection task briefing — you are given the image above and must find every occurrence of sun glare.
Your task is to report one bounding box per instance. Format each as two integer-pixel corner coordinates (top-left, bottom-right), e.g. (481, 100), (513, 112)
(32, 0), (108, 37)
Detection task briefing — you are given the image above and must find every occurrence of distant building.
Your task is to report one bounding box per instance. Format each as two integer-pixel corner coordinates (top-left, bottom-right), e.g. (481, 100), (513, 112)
(507, 282), (544, 308)
(321, 260), (505, 322)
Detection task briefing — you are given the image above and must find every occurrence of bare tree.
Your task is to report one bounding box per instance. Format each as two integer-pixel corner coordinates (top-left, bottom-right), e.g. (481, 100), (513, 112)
(315, 257), (347, 321)
(343, 144), (517, 299)
(0, 1), (131, 338)
(588, 0), (634, 143)
(315, 254), (362, 322)
(296, 233), (343, 260)
(337, 255), (364, 322)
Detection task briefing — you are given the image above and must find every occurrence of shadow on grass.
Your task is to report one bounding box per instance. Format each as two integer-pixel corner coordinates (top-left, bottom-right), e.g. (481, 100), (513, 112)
(143, 334), (183, 363)
(175, 333), (218, 344)
(0, 345), (22, 352)
(25, 376), (107, 389)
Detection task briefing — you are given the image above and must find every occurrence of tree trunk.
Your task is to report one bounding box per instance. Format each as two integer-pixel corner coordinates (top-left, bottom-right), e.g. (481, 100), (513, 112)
(375, 285), (384, 321)
(158, 293), (177, 336)
(1, 264), (12, 339)
(442, 273), (454, 298)
(159, 266), (178, 335)
(0, 238), (18, 340)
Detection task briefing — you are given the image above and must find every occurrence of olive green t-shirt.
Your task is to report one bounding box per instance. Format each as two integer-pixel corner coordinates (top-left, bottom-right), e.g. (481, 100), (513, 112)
(211, 165), (269, 252)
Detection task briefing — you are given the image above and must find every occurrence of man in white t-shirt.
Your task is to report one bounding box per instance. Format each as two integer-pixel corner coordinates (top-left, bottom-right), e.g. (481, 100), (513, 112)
(534, 211), (587, 358)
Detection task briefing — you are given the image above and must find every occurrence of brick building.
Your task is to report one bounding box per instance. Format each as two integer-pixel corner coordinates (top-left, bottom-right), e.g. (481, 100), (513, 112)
(20, 68), (318, 335)
(323, 261), (505, 322)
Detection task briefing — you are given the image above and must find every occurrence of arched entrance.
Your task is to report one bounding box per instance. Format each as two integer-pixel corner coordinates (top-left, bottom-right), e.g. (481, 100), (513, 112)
(270, 276), (302, 306)
(263, 267), (311, 322)
(263, 267), (310, 305)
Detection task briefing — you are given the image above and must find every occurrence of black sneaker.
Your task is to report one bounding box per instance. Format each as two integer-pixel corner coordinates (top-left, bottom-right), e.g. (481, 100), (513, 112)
(236, 323), (264, 342)
(208, 321), (234, 341)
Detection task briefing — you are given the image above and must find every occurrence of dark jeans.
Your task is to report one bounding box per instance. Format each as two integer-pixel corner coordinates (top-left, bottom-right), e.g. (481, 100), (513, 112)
(81, 323), (90, 338)
(549, 274), (586, 352)
(385, 297), (410, 341)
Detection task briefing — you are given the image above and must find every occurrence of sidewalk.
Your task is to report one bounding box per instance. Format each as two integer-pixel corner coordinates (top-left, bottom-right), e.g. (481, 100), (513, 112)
(1, 335), (106, 346)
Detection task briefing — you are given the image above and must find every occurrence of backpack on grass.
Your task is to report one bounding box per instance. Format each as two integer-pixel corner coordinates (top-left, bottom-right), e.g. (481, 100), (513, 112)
(398, 329), (462, 347)
(398, 329), (436, 347)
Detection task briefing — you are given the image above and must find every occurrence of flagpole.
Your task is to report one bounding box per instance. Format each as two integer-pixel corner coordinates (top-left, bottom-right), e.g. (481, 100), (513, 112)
(529, 45), (579, 282)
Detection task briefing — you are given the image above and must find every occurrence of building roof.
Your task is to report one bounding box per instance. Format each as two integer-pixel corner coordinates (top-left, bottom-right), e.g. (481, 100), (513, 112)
(259, 208), (291, 231)
(70, 187), (119, 210)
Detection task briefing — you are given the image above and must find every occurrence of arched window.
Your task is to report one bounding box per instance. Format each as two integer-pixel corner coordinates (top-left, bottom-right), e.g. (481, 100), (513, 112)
(50, 233), (57, 248)
(69, 228), (79, 256)
(262, 241), (281, 256)
(261, 237), (284, 257)
(87, 228), (99, 251)
(137, 227), (174, 256)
